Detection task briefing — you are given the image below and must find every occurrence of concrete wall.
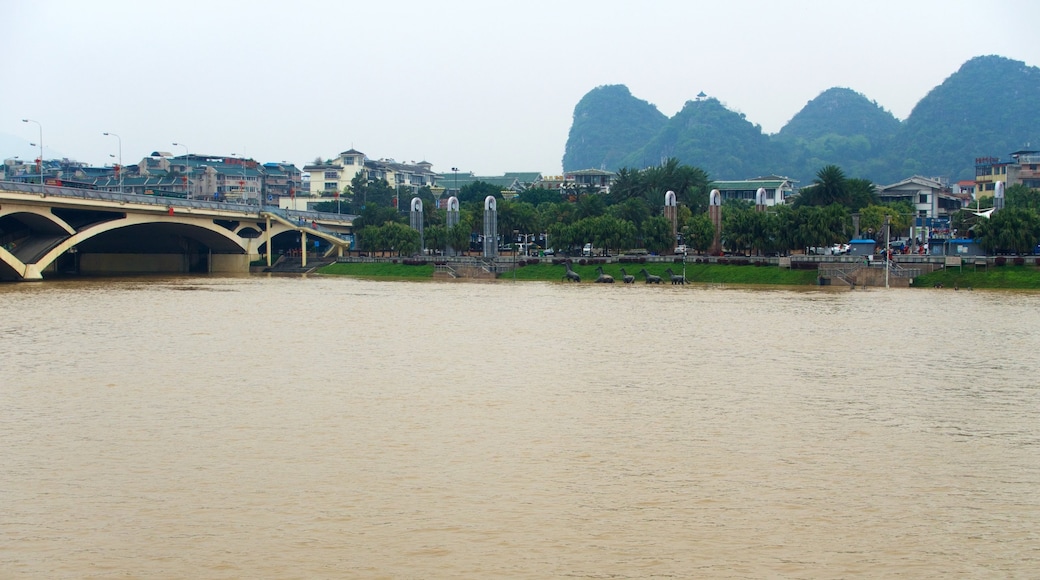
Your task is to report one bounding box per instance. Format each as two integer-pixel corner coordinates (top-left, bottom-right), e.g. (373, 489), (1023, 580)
(79, 254), (188, 274)
(211, 253), (251, 273)
(78, 253), (251, 275)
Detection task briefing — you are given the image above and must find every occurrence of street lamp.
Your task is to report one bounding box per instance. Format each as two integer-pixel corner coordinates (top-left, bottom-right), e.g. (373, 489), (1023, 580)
(172, 142), (191, 199)
(884, 214), (891, 289)
(22, 119), (42, 185)
(451, 167), (459, 196)
(103, 132), (122, 194)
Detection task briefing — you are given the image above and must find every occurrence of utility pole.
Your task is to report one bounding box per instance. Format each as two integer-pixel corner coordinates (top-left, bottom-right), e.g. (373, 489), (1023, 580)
(884, 214), (891, 289)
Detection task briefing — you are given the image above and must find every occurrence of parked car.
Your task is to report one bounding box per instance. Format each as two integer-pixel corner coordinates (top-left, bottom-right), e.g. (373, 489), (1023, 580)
(674, 244), (687, 254)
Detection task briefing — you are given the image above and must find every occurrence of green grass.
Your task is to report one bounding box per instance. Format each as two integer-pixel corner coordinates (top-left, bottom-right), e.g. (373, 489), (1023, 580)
(319, 261), (435, 279)
(316, 259), (1040, 289)
(910, 265), (1040, 289)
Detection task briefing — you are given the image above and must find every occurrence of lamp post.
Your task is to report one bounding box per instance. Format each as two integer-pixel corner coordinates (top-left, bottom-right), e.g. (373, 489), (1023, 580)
(884, 214), (891, 289)
(103, 132), (122, 194)
(451, 167), (459, 196)
(22, 119), (42, 185)
(172, 142), (191, 199)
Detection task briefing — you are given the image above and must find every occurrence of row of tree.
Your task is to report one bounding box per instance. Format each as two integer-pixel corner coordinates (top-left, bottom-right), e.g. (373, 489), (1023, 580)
(332, 160), (1040, 257)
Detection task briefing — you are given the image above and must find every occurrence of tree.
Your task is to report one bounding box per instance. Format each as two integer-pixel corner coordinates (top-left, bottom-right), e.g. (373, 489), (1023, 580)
(384, 222), (421, 256)
(447, 222), (471, 255)
(846, 178), (880, 211)
(352, 204), (402, 230)
(424, 225), (447, 255)
(458, 181), (502, 205)
(607, 197), (652, 230)
(347, 173), (396, 212)
(574, 193), (606, 220)
(1006, 183), (1040, 213)
(796, 204), (849, 249)
(683, 213), (715, 254)
(858, 204), (911, 240)
(517, 187), (562, 206)
(794, 165), (849, 207)
(974, 208), (1040, 254)
(641, 216), (673, 254)
(721, 202), (774, 255)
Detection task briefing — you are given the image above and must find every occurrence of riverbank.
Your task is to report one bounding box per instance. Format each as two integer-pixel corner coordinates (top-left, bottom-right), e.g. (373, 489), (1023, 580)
(320, 261), (817, 286)
(318, 259), (1040, 289)
(909, 265), (1040, 289)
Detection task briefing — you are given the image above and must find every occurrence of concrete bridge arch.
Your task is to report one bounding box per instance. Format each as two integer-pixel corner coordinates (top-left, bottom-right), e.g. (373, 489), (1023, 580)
(1, 207), (257, 280)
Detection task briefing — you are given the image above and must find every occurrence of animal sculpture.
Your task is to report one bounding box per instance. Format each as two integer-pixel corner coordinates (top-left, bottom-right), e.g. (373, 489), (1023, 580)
(563, 260), (581, 282)
(639, 268), (662, 284)
(665, 268), (685, 285)
(619, 268), (635, 284)
(595, 266), (615, 283)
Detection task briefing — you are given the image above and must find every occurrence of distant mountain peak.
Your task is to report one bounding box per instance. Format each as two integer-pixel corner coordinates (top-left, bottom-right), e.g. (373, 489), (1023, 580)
(562, 55), (1040, 184)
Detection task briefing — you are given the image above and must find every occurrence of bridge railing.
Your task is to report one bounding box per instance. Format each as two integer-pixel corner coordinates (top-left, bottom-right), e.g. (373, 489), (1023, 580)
(1, 180), (355, 225)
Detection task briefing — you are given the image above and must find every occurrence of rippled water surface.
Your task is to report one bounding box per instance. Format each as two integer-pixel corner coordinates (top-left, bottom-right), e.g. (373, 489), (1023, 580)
(2, 276), (1038, 578)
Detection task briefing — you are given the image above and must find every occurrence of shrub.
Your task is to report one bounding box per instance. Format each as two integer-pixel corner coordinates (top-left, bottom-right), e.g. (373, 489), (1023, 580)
(995, 256), (1007, 266)
(1013, 257), (1025, 266)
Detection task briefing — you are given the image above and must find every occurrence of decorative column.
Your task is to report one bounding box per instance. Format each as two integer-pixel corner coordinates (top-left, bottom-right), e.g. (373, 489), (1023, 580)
(994, 181), (1005, 213)
(410, 197), (424, 254)
(664, 190), (677, 253)
(445, 196), (460, 256)
(755, 187), (767, 212)
(483, 195), (498, 258)
(709, 188), (722, 255)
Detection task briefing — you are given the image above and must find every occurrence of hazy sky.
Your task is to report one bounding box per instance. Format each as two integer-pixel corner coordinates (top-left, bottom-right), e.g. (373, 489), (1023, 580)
(3, 0), (1038, 176)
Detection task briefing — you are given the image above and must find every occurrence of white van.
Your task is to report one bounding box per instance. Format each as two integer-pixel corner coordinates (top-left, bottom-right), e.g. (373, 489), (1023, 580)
(582, 243), (593, 256)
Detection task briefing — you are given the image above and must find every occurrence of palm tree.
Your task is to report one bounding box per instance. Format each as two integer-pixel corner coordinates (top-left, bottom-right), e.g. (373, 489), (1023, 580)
(795, 165), (849, 207)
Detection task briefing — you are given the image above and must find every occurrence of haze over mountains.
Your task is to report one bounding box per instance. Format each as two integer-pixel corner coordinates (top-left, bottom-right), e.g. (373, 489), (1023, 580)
(563, 55), (1040, 186)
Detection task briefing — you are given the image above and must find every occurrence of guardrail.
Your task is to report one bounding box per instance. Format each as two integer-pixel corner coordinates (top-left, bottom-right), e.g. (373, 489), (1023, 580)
(0, 180), (355, 224)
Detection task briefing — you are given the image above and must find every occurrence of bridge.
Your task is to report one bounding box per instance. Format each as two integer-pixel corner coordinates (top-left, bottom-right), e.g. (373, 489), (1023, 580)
(0, 181), (355, 281)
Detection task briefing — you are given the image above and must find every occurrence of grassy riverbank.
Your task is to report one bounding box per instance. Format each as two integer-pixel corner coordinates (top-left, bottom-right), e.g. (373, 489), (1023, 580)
(909, 265), (1040, 290)
(318, 260), (820, 285)
(318, 259), (1040, 289)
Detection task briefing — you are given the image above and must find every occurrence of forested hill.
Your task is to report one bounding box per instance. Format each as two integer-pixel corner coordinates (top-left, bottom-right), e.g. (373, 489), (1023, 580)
(561, 85), (667, 172)
(563, 55), (1040, 184)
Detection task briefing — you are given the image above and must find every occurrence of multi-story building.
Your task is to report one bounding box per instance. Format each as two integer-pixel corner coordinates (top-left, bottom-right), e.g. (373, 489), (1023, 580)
(163, 155), (262, 202)
(564, 168), (616, 192)
(261, 162), (302, 202)
(1008, 149), (1040, 189)
(878, 176), (966, 219)
(975, 156), (1012, 197)
(973, 149), (1040, 196)
(303, 149), (438, 197)
(710, 175), (795, 206)
(434, 170), (538, 199)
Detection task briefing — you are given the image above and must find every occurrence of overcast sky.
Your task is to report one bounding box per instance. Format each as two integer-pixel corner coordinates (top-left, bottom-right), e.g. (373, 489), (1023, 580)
(3, 0), (1038, 177)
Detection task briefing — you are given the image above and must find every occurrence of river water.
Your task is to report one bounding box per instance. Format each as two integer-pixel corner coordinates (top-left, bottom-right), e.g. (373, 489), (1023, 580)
(1, 275), (1038, 578)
